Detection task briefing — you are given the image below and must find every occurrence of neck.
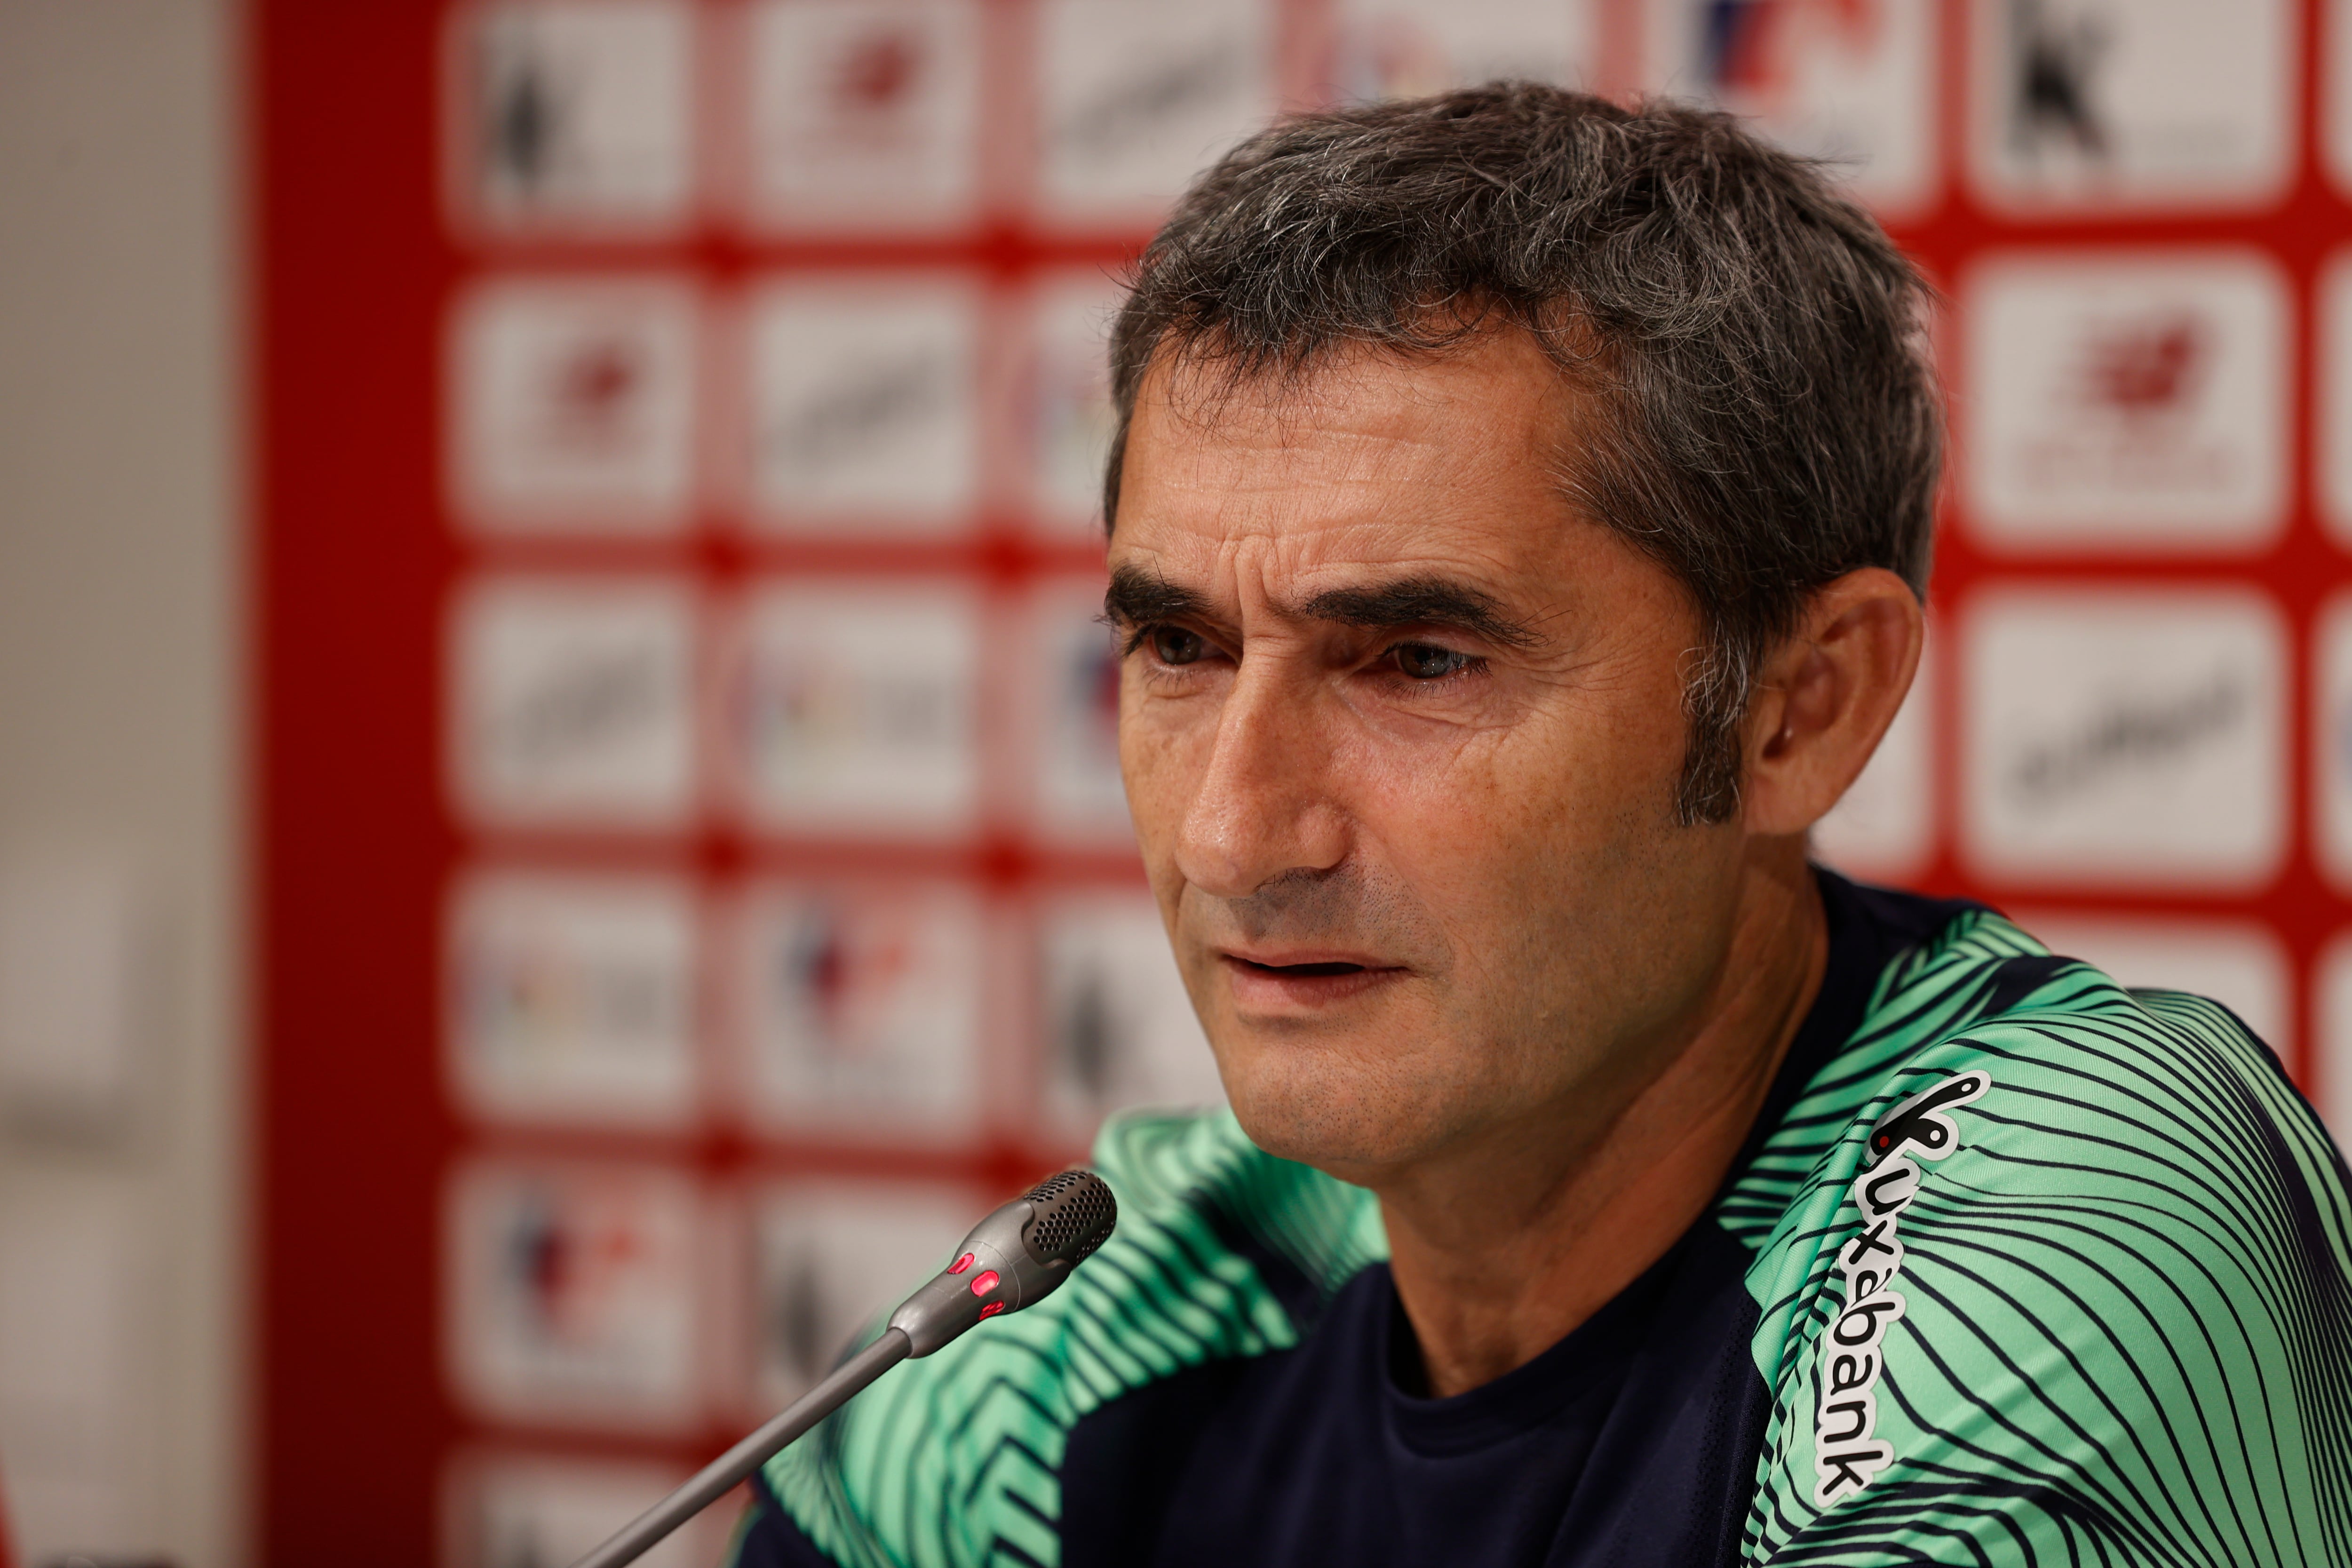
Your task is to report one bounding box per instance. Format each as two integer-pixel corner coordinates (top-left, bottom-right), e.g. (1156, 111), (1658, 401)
(1375, 846), (1828, 1398)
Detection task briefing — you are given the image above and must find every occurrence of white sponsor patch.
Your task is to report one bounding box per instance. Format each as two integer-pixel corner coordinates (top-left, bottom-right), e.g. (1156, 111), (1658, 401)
(1816, 1069), (1991, 1507)
(1039, 890), (1224, 1136)
(741, 0), (984, 235)
(744, 277), (982, 535)
(1644, 0), (1937, 217)
(1963, 251), (2288, 552)
(1960, 586), (2285, 889)
(1971, 0), (2296, 213)
(1335, 0), (1596, 102)
(454, 0), (698, 236)
(1034, 0), (1275, 228)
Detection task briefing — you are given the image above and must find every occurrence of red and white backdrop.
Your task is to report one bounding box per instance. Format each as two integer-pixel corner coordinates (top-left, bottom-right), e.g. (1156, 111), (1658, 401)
(254, 0), (2352, 1561)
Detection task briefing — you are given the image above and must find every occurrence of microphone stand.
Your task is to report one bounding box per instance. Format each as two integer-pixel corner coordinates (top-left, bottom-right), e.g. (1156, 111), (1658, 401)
(566, 1329), (912, 1568)
(562, 1166), (1115, 1568)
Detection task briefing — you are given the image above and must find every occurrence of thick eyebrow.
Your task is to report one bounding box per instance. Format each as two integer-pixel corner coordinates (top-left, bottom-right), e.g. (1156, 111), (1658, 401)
(1102, 561), (1211, 628)
(1297, 577), (1542, 649)
(1103, 563), (1543, 650)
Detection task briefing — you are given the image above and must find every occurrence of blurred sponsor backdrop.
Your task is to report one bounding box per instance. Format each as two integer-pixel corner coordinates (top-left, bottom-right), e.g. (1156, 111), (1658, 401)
(10, 0), (2352, 1563)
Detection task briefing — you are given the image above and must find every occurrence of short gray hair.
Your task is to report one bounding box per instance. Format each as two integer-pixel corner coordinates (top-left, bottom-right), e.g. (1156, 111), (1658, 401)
(1103, 84), (1940, 824)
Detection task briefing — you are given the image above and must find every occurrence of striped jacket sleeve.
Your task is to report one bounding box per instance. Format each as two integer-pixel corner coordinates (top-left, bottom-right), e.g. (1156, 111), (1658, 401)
(1742, 967), (2352, 1567)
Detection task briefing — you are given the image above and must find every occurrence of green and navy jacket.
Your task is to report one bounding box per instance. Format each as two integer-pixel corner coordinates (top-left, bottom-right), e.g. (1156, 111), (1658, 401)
(734, 873), (2352, 1567)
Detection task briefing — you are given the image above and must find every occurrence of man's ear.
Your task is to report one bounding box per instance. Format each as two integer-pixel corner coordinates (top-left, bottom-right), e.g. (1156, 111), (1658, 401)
(1738, 568), (1924, 839)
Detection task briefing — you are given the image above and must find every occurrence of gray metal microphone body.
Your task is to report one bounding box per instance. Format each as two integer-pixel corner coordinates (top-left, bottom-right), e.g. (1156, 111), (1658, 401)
(566, 1169), (1116, 1568)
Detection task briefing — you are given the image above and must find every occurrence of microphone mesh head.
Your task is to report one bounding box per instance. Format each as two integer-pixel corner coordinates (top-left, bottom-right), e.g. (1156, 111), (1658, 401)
(1020, 1170), (1117, 1266)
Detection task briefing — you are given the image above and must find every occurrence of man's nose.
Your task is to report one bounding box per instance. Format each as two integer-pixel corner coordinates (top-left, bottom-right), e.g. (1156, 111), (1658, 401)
(1173, 655), (1348, 900)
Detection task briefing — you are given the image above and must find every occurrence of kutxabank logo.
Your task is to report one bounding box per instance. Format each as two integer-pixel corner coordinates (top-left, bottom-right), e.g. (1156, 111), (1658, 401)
(1813, 1070), (1992, 1509)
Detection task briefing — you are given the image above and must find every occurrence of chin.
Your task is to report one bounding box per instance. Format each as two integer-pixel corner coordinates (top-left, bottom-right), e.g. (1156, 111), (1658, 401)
(1216, 1046), (1460, 1181)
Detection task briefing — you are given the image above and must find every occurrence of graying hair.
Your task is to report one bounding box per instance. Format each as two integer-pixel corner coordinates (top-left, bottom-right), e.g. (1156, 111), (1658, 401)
(1102, 84), (1940, 824)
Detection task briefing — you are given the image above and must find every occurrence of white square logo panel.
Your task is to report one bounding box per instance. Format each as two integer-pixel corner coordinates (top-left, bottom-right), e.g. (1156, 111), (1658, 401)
(745, 277), (982, 535)
(2015, 912), (2292, 1053)
(455, 1), (699, 236)
(445, 1161), (706, 1431)
(2322, 0), (2352, 202)
(449, 577), (699, 831)
(1021, 271), (1125, 540)
(730, 880), (984, 1138)
(2309, 594), (2352, 893)
(1811, 639), (1935, 883)
(1332, 0), (1595, 100)
(724, 580), (980, 837)
(742, 0), (985, 234)
(445, 869), (700, 1130)
(2314, 253), (2352, 550)
(449, 277), (699, 535)
(1961, 587), (2285, 889)
(1970, 0), (2295, 213)
(1962, 252), (2288, 552)
(1641, 0), (1936, 216)
(1035, 0), (1277, 229)
(1024, 581), (1131, 847)
(744, 1181), (974, 1410)
(1039, 890), (1223, 1137)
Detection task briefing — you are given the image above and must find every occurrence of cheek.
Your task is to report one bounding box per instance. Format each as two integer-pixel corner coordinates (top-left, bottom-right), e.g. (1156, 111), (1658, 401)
(1349, 672), (1688, 895)
(1117, 678), (1206, 856)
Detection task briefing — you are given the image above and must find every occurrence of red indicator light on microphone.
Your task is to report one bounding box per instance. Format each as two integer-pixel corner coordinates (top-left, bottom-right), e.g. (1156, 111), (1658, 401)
(969, 1270), (1000, 1297)
(979, 1301), (1005, 1319)
(948, 1253), (975, 1275)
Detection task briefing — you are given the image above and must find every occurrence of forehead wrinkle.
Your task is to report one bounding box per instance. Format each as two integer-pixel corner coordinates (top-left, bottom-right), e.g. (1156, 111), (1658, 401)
(1129, 336), (1573, 509)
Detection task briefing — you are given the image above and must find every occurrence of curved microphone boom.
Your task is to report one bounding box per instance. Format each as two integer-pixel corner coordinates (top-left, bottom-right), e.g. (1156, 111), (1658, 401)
(568, 1170), (1117, 1568)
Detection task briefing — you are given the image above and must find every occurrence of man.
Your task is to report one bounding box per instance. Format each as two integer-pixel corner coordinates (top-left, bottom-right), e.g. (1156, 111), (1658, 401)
(734, 87), (2352, 1566)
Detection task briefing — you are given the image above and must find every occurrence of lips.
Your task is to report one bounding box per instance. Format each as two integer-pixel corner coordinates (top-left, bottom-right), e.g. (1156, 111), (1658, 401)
(1216, 949), (1405, 1010)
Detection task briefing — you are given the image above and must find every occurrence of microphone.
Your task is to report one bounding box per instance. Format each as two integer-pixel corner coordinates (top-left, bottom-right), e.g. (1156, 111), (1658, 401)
(566, 1169), (1118, 1568)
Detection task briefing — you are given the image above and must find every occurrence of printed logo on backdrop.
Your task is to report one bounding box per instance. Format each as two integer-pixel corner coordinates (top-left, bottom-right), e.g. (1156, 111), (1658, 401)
(1964, 255), (2287, 552)
(746, 280), (981, 536)
(1974, 0), (2295, 210)
(1333, 0), (1595, 102)
(1025, 273), (1126, 538)
(458, 0), (697, 235)
(1643, 0), (1936, 215)
(1041, 893), (1226, 1136)
(447, 871), (699, 1130)
(748, 1185), (973, 1409)
(1036, 0), (1276, 227)
(450, 278), (699, 535)
(743, 0), (984, 233)
(1961, 589), (2284, 889)
(448, 1162), (703, 1429)
(734, 882), (983, 1137)
(728, 582), (980, 837)
(450, 579), (699, 830)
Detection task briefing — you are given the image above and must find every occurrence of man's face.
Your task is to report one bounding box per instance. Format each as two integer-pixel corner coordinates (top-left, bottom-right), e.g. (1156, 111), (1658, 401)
(1108, 331), (1753, 1183)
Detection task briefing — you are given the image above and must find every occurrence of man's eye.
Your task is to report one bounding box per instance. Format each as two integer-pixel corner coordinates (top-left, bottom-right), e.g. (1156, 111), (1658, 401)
(1150, 627), (1207, 666)
(1391, 642), (1471, 680)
